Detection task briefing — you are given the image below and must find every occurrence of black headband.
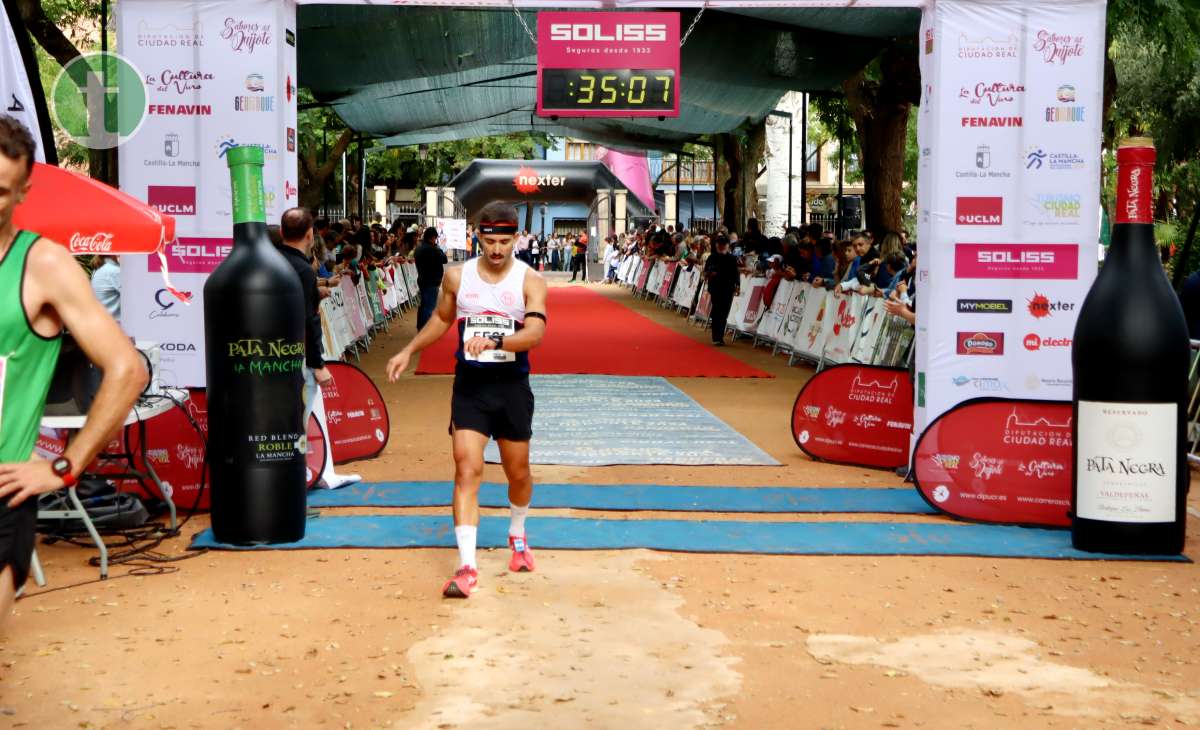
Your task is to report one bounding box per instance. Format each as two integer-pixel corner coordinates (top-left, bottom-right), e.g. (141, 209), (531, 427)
(479, 221), (519, 235)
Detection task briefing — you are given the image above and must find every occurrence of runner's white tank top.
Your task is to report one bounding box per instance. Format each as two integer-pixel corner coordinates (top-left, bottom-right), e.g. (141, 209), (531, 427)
(455, 257), (530, 374)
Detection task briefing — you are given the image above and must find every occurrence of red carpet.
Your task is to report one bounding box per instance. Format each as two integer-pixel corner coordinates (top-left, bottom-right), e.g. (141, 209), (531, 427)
(415, 287), (773, 378)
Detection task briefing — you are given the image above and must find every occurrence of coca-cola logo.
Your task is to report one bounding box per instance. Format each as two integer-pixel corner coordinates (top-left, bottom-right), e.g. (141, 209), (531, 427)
(959, 81), (1023, 107)
(1033, 30), (1084, 65)
(221, 18), (272, 54)
(70, 232), (114, 253)
(970, 452), (1004, 481)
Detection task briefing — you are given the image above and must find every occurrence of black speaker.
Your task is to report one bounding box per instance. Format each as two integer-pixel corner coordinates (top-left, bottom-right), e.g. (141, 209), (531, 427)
(42, 334), (102, 417)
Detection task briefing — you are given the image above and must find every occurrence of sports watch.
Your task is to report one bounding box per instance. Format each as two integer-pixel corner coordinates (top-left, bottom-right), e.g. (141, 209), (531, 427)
(488, 334), (505, 350)
(51, 457), (77, 488)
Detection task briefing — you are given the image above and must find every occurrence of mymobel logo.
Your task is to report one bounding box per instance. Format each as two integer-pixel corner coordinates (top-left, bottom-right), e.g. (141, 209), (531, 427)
(513, 166), (565, 195)
(51, 52), (147, 150)
(147, 185), (196, 215)
(957, 298), (1012, 314)
(548, 22), (668, 42)
(956, 196), (1003, 225)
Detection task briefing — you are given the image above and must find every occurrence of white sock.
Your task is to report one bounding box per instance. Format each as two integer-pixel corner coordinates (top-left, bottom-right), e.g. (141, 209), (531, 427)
(454, 525), (477, 570)
(509, 502), (530, 537)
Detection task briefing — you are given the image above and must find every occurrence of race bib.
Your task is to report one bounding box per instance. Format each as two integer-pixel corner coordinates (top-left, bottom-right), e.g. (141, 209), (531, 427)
(463, 315), (516, 363)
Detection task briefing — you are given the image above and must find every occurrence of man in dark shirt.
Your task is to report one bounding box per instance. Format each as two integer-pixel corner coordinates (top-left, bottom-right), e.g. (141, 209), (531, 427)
(414, 225), (448, 331)
(742, 218), (769, 256)
(704, 235), (741, 346)
(279, 208), (329, 386)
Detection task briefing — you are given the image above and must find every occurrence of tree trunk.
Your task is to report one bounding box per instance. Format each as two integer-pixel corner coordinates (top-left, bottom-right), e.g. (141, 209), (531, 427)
(717, 132), (740, 231)
(843, 46), (919, 240)
(299, 128), (355, 210)
(713, 139), (730, 228)
(738, 118), (767, 232)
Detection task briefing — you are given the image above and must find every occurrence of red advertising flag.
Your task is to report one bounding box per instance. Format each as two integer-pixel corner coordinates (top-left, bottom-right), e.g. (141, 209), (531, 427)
(913, 398), (1072, 527)
(791, 364), (913, 469)
(321, 362), (390, 464)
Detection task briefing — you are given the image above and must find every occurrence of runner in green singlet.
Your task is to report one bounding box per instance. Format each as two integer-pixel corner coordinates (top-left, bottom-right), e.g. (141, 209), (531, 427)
(0, 116), (146, 628)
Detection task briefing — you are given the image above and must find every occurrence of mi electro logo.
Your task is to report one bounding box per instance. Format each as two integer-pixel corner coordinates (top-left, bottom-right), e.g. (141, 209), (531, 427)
(956, 196), (1003, 225)
(549, 23), (668, 42)
(957, 299), (1012, 314)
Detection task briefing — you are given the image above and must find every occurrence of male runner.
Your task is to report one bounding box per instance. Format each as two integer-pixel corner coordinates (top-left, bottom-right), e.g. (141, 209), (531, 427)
(0, 116), (147, 626)
(386, 201), (547, 598)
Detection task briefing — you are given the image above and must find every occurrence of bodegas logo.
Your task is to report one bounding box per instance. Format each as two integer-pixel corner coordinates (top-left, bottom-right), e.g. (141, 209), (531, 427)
(1026, 293), (1075, 318)
(221, 18), (272, 54)
(147, 185), (196, 216)
(1033, 30), (1085, 65)
(954, 243), (1078, 279)
(959, 81), (1023, 107)
(1023, 334), (1071, 351)
(956, 331), (1004, 356)
(145, 69), (213, 94)
(1003, 408), (1071, 447)
(957, 33), (1018, 60)
(513, 166), (564, 195)
(548, 21), (668, 42)
(151, 288), (190, 320)
(136, 20), (203, 49)
(955, 196), (1002, 225)
(957, 298), (1012, 314)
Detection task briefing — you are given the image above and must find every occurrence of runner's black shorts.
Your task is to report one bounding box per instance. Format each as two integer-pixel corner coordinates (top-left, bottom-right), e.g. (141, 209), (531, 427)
(0, 502), (36, 591)
(450, 371), (534, 442)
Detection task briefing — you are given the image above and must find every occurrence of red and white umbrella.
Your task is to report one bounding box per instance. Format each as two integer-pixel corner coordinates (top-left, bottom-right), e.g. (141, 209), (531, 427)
(13, 162), (175, 255)
(13, 162), (190, 302)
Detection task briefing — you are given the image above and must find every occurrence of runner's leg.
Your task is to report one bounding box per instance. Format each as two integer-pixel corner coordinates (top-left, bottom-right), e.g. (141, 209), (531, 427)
(0, 565), (15, 631)
(451, 428), (489, 568)
(497, 438), (535, 571)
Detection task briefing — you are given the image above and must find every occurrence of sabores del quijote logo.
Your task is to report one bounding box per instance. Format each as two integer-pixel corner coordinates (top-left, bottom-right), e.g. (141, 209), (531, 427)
(1033, 29), (1085, 65)
(221, 17), (273, 54)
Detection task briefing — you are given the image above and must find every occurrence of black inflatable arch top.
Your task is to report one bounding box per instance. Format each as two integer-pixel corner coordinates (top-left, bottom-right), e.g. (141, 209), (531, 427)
(448, 159), (636, 216)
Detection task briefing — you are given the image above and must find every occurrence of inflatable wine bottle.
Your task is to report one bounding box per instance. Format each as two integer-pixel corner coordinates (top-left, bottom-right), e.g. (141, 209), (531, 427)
(204, 145), (307, 544)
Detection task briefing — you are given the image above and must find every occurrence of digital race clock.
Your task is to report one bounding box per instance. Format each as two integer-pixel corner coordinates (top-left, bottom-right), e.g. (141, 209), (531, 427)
(540, 69), (675, 112)
(536, 11), (681, 119)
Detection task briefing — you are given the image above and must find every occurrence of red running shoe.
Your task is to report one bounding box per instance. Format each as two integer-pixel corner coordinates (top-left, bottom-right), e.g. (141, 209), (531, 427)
(442, 566), (478, 598)
(508, 535), (536, 573)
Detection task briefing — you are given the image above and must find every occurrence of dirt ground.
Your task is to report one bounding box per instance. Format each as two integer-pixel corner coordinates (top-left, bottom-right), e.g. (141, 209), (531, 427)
(2, 280), (1199, 730)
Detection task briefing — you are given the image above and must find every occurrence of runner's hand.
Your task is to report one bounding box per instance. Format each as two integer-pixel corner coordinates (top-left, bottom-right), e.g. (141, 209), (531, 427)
(0, 458), (65, 508)
(386, 350), (412, 382)
(464, 336), (498, 358)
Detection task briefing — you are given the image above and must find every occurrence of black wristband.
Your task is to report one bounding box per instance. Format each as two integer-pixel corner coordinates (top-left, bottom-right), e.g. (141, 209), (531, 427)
(526, 311), (547, 323)
(489, 334), (504, 350)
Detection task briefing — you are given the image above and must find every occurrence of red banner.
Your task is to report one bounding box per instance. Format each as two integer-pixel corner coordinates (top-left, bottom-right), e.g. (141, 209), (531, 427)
(913, 398), (1072, 527)
(322, 362), (390, 464)
(636, 258), (653, 291)
(791, 364), (913, 469)
(659, 261), (678, 299)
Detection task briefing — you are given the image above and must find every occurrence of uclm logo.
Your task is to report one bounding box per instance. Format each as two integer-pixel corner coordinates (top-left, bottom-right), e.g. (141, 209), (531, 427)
(147, 185), (196, 215)
(956, 196), (1002, 225)
(549, 22), (668, 42)
(513, 166), (564, 195)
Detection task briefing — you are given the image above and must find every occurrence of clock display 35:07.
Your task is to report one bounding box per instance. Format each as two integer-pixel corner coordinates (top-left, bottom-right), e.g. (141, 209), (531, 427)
(541, 68), (675, 111)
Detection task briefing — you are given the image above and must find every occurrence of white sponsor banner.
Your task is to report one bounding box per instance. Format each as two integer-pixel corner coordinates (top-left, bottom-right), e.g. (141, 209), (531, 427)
(916, 0), (1104, 434)
(671, 265), (702, 311)
(117, 0), (299, 387)
(435, 217), (468, 251)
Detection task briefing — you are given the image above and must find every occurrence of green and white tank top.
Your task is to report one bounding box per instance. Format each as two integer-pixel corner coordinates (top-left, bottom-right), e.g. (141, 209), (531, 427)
(0, 231), (62, 463)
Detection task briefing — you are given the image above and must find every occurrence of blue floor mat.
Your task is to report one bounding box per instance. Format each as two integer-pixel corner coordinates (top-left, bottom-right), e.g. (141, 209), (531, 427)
(481, 375), (780, 466)
(306, 482), (936, 514)
(191, 515), (1188, 561)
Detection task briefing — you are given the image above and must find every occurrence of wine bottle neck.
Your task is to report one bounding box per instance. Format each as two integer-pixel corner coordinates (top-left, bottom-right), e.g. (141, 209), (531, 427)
(230, 163), (266, 225)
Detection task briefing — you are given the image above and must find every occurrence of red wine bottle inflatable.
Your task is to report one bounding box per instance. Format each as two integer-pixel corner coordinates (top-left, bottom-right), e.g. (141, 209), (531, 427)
(1071, 138), (1190, 554)
(204, 145), (307, 544)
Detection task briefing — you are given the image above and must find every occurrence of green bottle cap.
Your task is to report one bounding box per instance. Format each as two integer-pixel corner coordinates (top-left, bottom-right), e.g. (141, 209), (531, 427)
(226, 144), (265, 168)
(226, 145), (266, 224)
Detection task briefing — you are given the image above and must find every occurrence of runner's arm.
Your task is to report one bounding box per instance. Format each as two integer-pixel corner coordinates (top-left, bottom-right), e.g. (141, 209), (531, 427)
(0, 241), (147, 506)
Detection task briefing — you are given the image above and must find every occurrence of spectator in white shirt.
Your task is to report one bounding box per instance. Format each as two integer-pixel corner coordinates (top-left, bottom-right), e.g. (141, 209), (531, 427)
(90, 255), (121, 321)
